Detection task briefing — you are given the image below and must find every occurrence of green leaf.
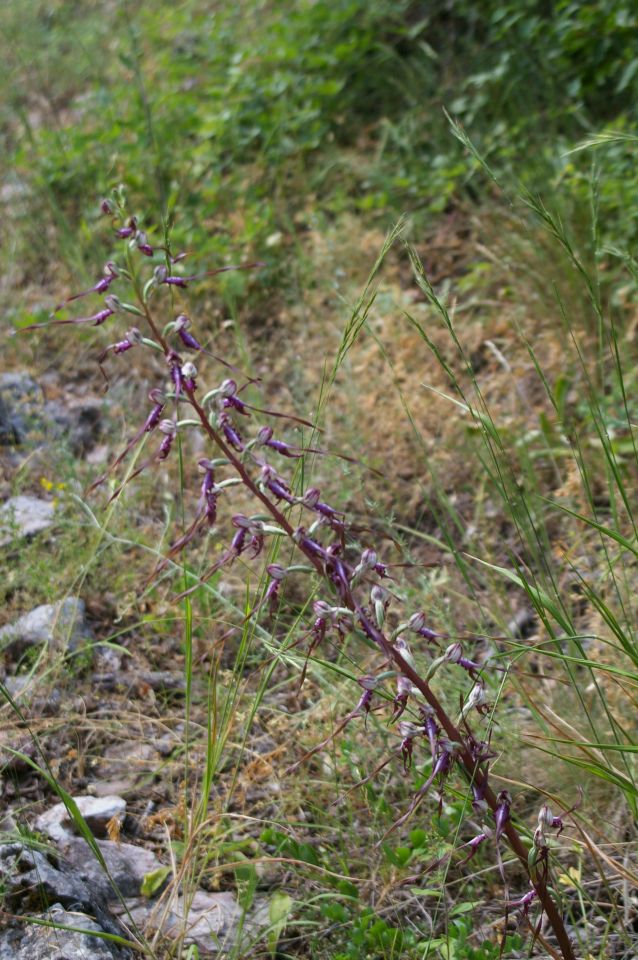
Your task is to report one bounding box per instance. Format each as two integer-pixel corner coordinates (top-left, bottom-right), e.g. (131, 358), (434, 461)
(141, 866), (172, 898)
(268, 891), (293, 957)
(235, 862), (258, 911)
(409, 828), (427, 848)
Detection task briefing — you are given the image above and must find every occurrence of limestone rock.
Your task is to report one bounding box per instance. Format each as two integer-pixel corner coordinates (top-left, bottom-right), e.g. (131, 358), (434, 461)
(125, 889), (269, 955)
(35, 795), (126, 844)
(0, 496), (54, 546)
(62, 838), (166, 900)
(0, 903), (126, 959)
(0, 371), (103, 454)
(0, 597), (92, 657)
(0, 844), (122, 940)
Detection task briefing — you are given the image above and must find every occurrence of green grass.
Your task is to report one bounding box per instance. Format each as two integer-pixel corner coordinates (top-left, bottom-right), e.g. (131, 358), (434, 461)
(2, 2), (638, 958)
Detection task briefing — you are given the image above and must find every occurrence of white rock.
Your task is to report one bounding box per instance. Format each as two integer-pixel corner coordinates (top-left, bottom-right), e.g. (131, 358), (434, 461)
(0, 904), (119, 959)
(0, 597), (92, 654)
(0, 495), (54, 546)
(36, 795), (126, 844)
(126, 889), (269, 953)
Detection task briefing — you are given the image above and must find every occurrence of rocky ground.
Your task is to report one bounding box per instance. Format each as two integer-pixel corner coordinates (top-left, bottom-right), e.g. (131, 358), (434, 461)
(0, 373), (274, 958)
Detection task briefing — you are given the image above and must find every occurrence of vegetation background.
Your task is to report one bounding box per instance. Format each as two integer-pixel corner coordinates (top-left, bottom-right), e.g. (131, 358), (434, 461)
(1, 1), (638, 957)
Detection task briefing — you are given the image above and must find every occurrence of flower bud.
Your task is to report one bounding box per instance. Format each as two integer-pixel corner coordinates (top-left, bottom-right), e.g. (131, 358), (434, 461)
(358, 675), (379, 691)
(257, 426), (274, 443)
(408, 611), (426, 632)
(266, 563), (288, 581)
(220, 379), (238, 397)
(538, 804), (554, 828)
(370, 585), (387, 604)
(466, 682), (486, 708)
(100, 198), (114, 215)
(104, 294), (122, 313)
(313, 600), (333, 618)
(154, 264), (168, 282)
(159, 419), (177, 436)
(360, 548), (377, 568)
(444, 642), (463, 663)
(394, 636), (415, 669)
(232, 514), (253, 530)
(398, 720), (419, 738)
(126, 327), (143, 344)
(533, 825), (547, 849)
(302, 487), (321, 508)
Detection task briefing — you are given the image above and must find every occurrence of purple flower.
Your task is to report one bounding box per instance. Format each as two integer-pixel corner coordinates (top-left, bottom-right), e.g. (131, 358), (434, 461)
(407, 611), (442, 642)
(157, 420), (177, 460)
(459, 831), (488, 864)
(98, 327), (143, 372)
(264, 563), (288, 609)
(181, 361), (198, 393)
(257, 426), (305, 459)
(231, 514), (264, 558)
(538, 803), (565, 837)
(300, 487), (345, 526)
(392, 675), (412, 721)
(135, 231), (153, 256)
(218, 413), (245, 452)
(471, 777), (489, 815)
(494, 790), (512, 842)
(175, 314), (203, 351)
(507, 888), (536, 916)
(419, 707), (439, 761)
(260, 465), (295, 504)
(52, 261), (119, 313)
(293, 528), (331, 564)
(198, 458), (218, 525)
(158, 261), (265, 289)
(145, 389), (166, 432)
(114, 327), (143, 354)
(115, 216), (138, 239)
(398, 721), (420, 771)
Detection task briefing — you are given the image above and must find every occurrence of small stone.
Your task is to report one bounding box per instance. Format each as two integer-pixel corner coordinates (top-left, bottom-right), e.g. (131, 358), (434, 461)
(62, 838), (166, 900)
(0, 844), (123, 943)
(125, 889), (269, 954)
(0, 903), (124, 959)
(0, 372), (104, 455)
(0, 496), (54, 546)
(35, 795), (127, 844)
(1, 675), (31, 698)
(0, 597), (93, 657)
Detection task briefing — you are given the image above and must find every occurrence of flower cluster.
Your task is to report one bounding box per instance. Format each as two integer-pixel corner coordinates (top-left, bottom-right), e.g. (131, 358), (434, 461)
(30, 189), (578, 960)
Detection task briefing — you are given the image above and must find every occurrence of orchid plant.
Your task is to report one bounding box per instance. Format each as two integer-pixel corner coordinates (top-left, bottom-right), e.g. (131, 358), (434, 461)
(30, 187), (578, 960)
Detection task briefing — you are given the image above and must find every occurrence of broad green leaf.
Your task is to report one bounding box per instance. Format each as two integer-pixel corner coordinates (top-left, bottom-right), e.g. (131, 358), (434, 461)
(141, 866), (171, 898)
(268, 891), (293, 958)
